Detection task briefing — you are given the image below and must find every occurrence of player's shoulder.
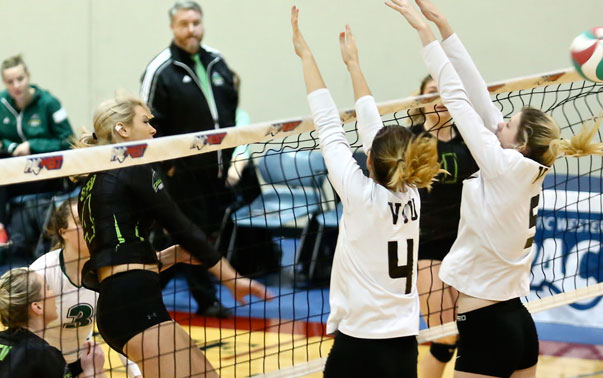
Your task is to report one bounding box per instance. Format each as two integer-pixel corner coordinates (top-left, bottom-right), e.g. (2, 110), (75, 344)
(30, 249), (61, 272)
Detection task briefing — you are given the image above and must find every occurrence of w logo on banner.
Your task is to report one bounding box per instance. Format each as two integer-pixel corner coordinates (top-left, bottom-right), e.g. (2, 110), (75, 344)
(191, 132), (227, 151)
(24, 155), (64, 175)
(111, 144), (148, 163)
(265, 120), (302, 137)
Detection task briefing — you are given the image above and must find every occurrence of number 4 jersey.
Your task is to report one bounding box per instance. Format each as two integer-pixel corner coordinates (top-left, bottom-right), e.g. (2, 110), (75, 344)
(30, 249), (97, 364)
(308, 89), (420, 339)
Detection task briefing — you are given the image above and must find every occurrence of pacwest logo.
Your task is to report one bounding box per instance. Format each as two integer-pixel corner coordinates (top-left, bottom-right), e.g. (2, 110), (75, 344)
(265, 120), (302, 137)
(191, 132), (227, 151)
(24, 155), (64, 175)
(111, 144), (148, 163)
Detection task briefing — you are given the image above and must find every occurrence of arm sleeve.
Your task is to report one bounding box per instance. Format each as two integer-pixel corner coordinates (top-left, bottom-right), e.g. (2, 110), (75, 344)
(308, 89), (371, 207)
(28, 97), (74, 153)
(128, 166), (222, 267)
(1, 139), (18, 153)
(423, 41), (506, 177)
(355, 95), (384, 155)
(440, 33), (503, 133)
(140, 71), (171, 139)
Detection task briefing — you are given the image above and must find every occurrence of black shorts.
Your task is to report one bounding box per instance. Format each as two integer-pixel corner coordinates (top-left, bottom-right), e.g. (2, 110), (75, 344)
(418, 237), (456, 261)
(455, 298), (539, 377)
(323, 332), (418, 378)
(96, 270), (172, 353)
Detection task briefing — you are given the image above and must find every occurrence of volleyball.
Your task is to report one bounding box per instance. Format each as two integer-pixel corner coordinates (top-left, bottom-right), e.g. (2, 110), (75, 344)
(570, 27), (603, 83)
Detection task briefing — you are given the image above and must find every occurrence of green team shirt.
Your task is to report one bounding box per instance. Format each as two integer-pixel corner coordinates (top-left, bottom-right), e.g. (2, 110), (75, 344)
(0, 84), (73, 154)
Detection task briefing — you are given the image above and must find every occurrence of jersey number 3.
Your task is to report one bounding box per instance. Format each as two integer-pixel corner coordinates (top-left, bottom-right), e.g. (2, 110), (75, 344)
(388, 239), (414, 294)
(64, 304), (94, 329)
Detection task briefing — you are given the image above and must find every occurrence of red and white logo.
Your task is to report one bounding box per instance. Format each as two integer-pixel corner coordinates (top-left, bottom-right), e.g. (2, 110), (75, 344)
(265, 120), (302, 137)
(111, 143), (148, 163)
(24, 155), (64, 175)
(191, 132), (227, 151)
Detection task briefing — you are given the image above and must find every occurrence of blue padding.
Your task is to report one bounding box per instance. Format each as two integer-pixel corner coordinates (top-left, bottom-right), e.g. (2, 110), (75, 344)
(543, 173), (603, 192)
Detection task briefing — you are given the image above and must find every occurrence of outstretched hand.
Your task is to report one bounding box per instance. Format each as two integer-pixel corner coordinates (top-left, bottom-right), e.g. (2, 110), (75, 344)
(224, 277), (275, 306)
(384, 0), (427, 30)
(291, 6), (311, 58)
(339, 24), (360, 68)
(415, 0), (445, 24)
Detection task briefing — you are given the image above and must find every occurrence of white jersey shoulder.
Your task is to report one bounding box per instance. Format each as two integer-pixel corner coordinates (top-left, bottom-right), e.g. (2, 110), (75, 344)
(30, 250), (97, 364)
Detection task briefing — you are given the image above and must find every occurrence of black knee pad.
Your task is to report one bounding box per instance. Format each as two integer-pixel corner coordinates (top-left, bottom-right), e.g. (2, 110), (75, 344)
(430, 342), (456, 363)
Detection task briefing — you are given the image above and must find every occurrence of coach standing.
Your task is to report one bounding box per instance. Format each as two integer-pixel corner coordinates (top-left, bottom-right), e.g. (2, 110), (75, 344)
(140, 0), (238, 317)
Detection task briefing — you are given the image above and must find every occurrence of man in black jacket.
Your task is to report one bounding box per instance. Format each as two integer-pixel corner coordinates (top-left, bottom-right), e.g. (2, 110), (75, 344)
(140, 0), (238, 317)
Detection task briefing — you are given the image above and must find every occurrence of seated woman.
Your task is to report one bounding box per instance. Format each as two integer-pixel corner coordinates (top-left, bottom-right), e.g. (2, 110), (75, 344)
(0, 54), (74, 255)
(0, 267), (104, 378)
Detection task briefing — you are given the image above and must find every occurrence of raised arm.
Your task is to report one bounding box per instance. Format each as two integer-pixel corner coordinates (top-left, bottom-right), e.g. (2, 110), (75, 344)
(414, 0), (502, 132)
(291, 6), (326, 94)
(292, 7), (368, 206)
(339, 25), (383, 154)
(386, 0), (507, 176)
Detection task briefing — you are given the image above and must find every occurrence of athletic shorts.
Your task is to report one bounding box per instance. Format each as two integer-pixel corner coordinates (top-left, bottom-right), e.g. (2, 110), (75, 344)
(418, 237), (456, 261)
(455, 297), (539, 377)
(96, 270), (172, 353)
(323, 331), (418, 378)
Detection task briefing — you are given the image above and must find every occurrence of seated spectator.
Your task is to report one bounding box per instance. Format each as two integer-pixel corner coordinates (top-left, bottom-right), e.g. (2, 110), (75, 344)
(0, 54), (74, 260)
(0, 267), (105, 378)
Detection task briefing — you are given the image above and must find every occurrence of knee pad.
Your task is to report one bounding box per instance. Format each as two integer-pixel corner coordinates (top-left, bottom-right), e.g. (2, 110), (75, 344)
(430, 342), (456, 363)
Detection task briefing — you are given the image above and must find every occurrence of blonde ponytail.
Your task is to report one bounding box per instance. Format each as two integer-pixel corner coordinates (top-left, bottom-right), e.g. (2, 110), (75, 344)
(371, 126), (444, 192)
(550, 114), (603, 160)
(72, 90), (150, 149)
(397, 135), (444, 191)
(518, 108), (603, 167)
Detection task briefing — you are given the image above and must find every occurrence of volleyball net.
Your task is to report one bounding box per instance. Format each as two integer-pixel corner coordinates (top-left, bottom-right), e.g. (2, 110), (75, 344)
(0, 67), (601, 377)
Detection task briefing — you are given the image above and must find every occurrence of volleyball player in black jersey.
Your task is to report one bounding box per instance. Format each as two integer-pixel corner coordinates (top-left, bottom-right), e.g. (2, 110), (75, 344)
(410, 75), (477, 377)
(76, 94), (272, 378)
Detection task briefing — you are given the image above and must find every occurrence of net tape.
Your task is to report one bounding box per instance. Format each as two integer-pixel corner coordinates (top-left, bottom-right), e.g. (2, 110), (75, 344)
(0, 68), (583, 186)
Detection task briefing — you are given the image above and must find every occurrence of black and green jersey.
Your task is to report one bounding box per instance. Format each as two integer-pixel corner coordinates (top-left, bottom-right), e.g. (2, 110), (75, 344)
(0, 85), (73, 154)
(410, 124), (478, 243)
(78, 163), (222, 291)
(0, 328), (70, 378)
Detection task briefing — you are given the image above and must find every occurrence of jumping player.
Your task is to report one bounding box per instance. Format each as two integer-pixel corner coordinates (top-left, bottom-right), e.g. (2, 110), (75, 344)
(291, 7), (443, 377)
(387, 0), (603, 377)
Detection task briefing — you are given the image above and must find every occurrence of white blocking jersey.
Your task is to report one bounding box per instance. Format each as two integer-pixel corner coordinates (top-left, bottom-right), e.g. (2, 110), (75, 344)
(308, 89), (420, 339)
(423, 34), (548, 301)
(31, 249), (97, 364)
